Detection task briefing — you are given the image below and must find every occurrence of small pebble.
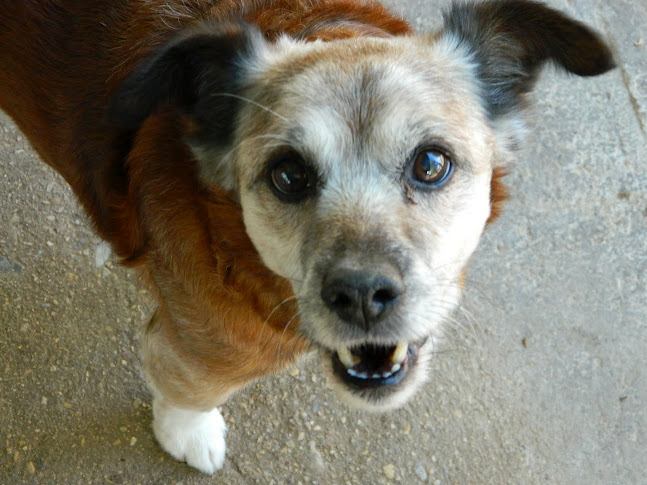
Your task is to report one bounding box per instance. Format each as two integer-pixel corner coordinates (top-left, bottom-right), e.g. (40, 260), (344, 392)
(414, 462), (428, 481)
(309, 442), (325, 471)
(26, 462), (36, 474)
(130, 437), (137, 446)
(383, 464), (395, 479)
(95, 241), (112, 268)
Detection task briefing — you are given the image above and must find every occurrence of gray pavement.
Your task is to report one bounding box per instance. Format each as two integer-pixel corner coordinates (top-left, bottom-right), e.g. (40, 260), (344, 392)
(1, 0), (646, 484)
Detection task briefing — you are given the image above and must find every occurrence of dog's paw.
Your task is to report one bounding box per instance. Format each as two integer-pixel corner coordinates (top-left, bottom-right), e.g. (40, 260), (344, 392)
(152, 398), (227, 474)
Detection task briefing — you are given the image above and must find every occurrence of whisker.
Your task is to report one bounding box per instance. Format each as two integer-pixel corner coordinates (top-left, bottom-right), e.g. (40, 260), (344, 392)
(279, 275), (305, 285)
(255, 295), (298, 347)
(457, 306), (484, 335)
(211, 92), (289, 123)
(441, 314), (482, 347)
(216, 134), (292, 166)
(275, 310), (302, 364)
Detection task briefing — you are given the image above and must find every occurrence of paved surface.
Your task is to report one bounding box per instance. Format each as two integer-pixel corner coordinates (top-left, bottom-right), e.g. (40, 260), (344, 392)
(1, 1), (645, 484)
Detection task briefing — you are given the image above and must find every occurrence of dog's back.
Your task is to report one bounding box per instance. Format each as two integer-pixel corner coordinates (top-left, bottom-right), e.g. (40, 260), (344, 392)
(0, 0), (196, 258)
(0, 1), (75, 164)
(0, 1), (137, 251)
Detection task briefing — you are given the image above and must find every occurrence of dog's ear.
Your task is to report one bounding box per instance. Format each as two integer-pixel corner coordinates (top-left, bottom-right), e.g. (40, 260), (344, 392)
(108, 23), (261, 144)
(442, 0), (615, 119)
(109, 23), (267, 189)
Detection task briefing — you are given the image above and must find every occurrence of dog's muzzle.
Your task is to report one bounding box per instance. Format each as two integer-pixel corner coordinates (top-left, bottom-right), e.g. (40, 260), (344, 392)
(319, 263), (422, 393)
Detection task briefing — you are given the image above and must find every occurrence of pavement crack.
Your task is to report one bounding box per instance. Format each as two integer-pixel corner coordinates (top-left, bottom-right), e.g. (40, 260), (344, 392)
(618, 64), (647, 140)
(598, 15), (647, 140)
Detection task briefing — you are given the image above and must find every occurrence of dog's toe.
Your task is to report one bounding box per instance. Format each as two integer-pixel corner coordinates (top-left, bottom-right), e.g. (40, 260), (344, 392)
(152, 398), (227, 474)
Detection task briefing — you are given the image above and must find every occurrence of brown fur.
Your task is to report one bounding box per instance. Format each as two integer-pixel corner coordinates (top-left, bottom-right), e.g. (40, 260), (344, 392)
(129, 112), (309, 408)
(488, 167), (509, 224)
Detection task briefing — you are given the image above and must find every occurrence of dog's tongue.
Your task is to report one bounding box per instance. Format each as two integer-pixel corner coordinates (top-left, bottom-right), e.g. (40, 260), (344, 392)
(337, 342), (408, 379)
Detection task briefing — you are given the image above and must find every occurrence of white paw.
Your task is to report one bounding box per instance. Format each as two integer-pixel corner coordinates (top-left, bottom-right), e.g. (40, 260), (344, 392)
(152, 398), (227, 474)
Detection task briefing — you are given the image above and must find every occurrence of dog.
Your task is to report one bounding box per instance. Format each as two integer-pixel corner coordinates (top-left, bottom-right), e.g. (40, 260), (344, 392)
(0, 0), (614, 474)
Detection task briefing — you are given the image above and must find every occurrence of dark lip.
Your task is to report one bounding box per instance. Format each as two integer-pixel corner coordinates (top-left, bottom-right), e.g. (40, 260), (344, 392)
(330, 342), (421, 391)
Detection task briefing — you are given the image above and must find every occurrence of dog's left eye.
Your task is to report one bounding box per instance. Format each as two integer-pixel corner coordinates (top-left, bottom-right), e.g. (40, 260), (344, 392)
(268, 152), (314, 202)
(409, 148), (453, 188)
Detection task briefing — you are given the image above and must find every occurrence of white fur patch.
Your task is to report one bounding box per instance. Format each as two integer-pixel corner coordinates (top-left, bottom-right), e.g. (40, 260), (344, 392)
(152, 395), (228, 474)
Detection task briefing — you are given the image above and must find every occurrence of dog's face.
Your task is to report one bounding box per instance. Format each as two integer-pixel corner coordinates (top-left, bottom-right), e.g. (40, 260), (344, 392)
(233, 36), (493, 408)
(110, 1), (613, 409)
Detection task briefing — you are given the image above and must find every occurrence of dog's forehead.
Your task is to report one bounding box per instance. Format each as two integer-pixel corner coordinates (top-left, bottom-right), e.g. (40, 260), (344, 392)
(254, 36), (491, 169)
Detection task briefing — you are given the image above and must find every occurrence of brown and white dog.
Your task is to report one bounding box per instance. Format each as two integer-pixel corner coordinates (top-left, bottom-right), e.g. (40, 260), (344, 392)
(0, 0), (613, 474)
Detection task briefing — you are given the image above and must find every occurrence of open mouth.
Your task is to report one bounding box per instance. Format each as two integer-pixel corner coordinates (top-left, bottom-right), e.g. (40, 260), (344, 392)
(331, 341), (420, 389)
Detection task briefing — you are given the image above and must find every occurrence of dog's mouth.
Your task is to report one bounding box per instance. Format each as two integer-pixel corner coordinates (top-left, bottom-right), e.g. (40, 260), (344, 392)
(331, 340), (421, 389)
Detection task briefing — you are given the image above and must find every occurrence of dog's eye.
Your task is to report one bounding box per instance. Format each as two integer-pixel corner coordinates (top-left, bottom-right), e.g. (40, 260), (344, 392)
(410, 149), (452, 188)
(268, 153), (314, 202)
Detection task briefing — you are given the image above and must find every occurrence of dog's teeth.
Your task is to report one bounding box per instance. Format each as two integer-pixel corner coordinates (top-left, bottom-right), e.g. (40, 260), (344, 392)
(337, 347), (360, 369)
(390, 342), (408, 364)
(391, 363), (401, 374)
(348, 371), (368, 379)
(372, 373), (381, 379)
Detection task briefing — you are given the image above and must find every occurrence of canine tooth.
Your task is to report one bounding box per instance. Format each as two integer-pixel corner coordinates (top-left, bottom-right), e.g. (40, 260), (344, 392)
(391, 363), (401, 374)
(391, 342), (408, 364)
(348, 369), (358, 377)
(337, 347), (360, 369)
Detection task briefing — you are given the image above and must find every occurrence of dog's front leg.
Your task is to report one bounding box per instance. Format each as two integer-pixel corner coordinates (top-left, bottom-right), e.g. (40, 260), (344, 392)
(141, 309), (238, 474)
(140, 303), (304, 473)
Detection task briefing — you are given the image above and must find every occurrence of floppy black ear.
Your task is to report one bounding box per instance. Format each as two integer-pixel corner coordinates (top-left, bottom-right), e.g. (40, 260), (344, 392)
(108, 23), (258, 144)
(443, 0), (615, 118)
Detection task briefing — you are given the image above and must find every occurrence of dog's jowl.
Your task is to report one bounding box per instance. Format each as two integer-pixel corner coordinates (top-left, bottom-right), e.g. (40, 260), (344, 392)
(0, 0), (614, 474)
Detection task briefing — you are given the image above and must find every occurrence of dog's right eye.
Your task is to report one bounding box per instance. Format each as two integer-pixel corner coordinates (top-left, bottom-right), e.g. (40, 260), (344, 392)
(267, 152), (315, 202)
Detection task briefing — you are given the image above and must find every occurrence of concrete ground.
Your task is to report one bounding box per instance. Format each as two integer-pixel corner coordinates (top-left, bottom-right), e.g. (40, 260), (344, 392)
(1, 0), (645, 483)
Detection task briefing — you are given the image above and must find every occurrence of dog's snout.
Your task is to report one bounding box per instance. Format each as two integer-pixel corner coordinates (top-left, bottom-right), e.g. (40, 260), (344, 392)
(321, 268), (403, 330)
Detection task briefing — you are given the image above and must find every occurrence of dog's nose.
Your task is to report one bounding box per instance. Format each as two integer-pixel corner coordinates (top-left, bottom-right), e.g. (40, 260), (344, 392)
(321, 268), (403, 330)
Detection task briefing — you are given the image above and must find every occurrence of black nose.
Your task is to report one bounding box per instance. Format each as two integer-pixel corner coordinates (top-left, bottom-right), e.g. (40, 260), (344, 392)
(321, 268), (404, 330)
